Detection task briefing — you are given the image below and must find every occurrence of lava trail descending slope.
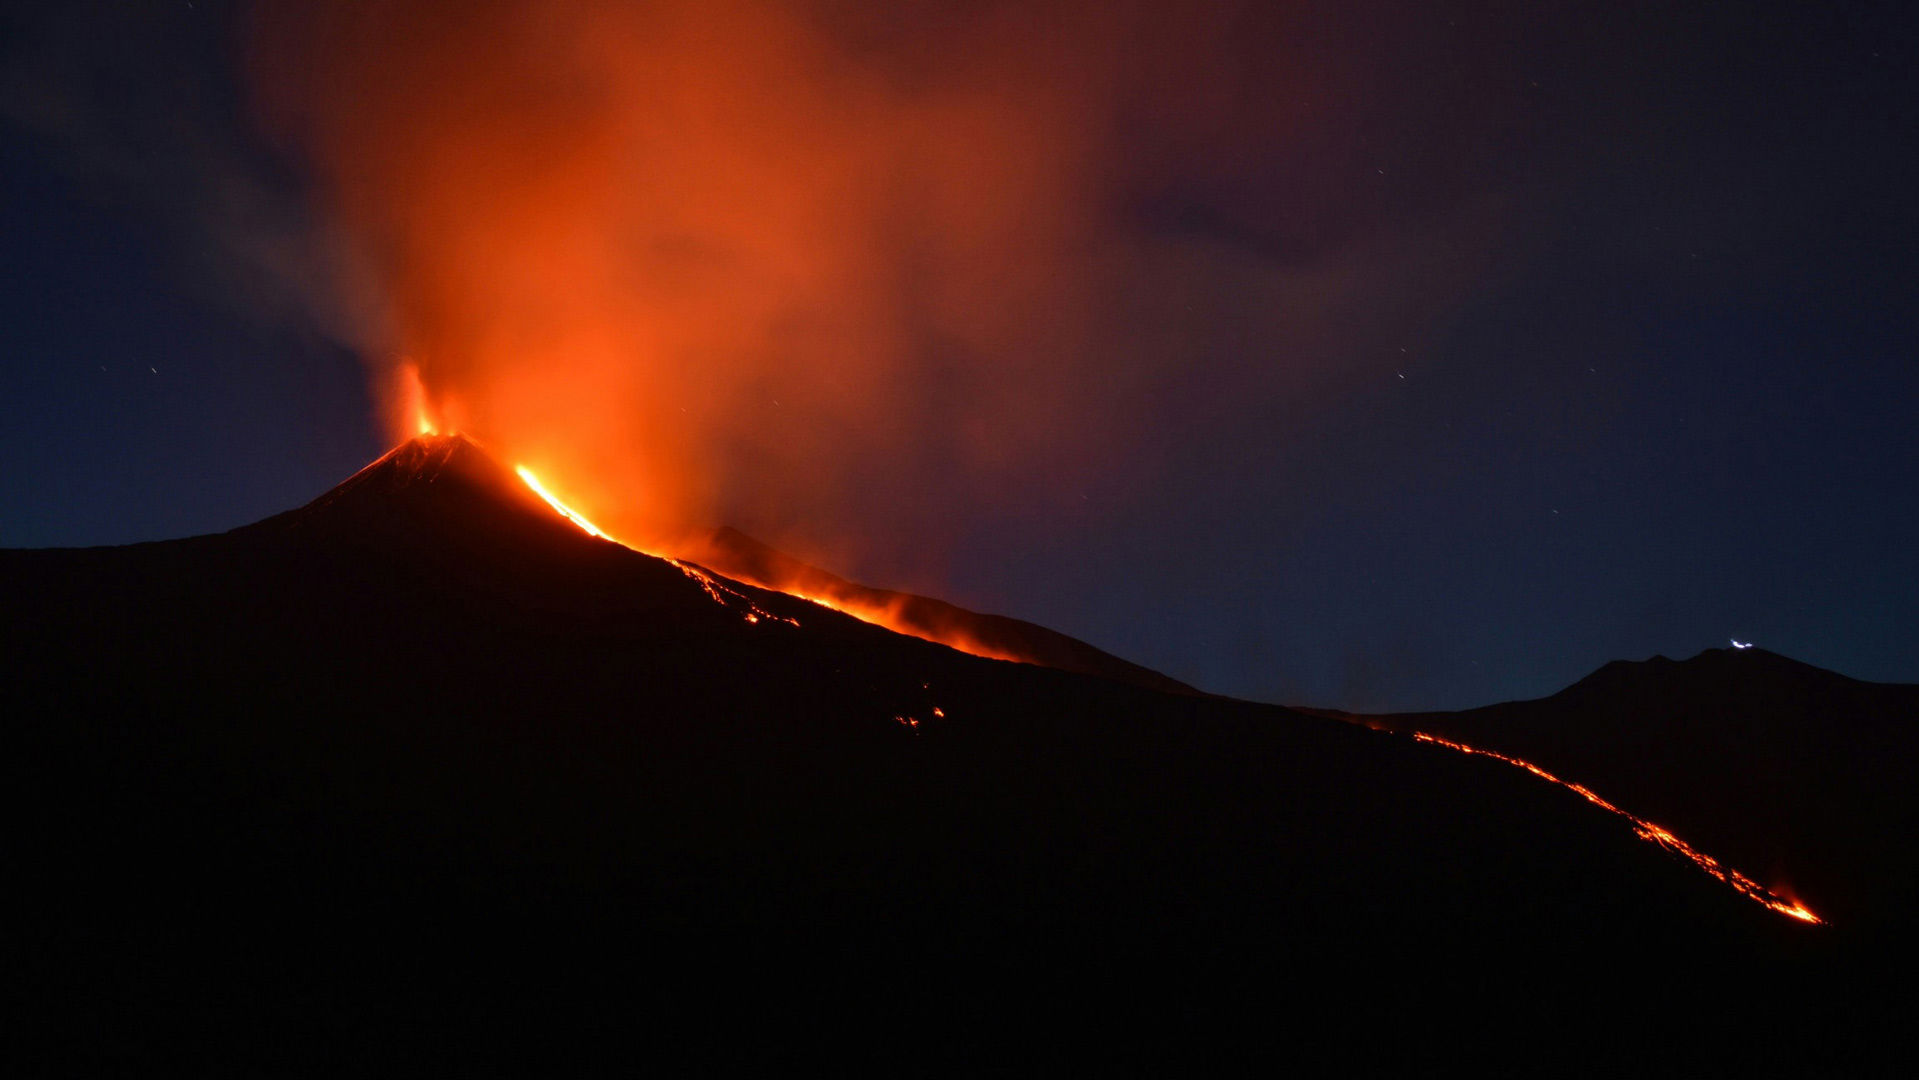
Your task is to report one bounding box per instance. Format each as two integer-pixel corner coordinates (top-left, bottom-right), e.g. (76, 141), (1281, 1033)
(1334, 649), (1919, 933)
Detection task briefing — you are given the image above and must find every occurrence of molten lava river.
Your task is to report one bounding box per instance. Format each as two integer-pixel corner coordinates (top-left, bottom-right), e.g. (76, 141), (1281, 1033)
(1404, 732), (1820, 924)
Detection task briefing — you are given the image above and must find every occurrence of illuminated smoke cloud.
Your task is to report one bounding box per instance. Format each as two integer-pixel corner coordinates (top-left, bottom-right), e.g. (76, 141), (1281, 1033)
(250, 0), (1510, 585)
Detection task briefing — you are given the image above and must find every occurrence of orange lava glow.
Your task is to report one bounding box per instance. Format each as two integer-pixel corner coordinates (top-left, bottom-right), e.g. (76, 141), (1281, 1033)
(515, 463), (799, 628)
(510, 461), (1025, 660)
(399, 363), (438, 436)
(515, 465), (609, 539)
(664, 558), (800, 627)
(767, 585), (1028, 665)
(1408, 732), (1823, 924)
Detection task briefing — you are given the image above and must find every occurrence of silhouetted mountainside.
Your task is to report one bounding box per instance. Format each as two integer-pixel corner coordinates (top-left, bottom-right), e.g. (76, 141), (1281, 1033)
(1345, 648), (1919, 931)
(0, 438), (1876, 1071)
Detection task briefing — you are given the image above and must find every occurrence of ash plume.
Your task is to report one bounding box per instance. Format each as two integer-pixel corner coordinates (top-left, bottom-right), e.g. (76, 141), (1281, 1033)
(249, 0), (1515, 583)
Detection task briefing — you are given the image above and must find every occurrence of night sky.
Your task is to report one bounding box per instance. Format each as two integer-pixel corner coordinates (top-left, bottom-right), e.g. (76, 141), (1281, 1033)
(3, 1), (1914, 711)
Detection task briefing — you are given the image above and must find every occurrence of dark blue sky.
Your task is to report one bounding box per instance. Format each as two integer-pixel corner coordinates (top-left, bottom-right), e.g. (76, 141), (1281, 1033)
(3, 1), (1914, 709)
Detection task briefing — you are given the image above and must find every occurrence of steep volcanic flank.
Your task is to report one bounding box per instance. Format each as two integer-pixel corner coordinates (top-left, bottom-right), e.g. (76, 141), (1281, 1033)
(1, 438), (1872, 1070)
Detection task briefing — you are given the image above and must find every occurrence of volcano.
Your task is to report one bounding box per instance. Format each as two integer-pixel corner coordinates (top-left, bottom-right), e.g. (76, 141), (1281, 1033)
(2, 436), (1893, 1071)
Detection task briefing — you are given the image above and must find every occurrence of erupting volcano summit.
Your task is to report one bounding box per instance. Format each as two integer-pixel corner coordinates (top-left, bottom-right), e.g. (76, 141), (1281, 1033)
(281, 433), (1195, 694)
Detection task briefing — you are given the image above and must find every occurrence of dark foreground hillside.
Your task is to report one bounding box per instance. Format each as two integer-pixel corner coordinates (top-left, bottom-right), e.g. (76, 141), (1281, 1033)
(1, 438), (1881, 1073)
(1342, 649), (1919, 934)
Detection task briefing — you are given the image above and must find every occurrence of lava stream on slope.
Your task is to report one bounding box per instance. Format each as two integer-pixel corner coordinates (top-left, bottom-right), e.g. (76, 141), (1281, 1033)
(1406, 731), (1821, 924)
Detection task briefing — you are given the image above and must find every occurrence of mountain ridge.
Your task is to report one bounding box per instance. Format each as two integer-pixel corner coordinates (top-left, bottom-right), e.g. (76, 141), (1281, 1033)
(2, 436), (1885, 1070)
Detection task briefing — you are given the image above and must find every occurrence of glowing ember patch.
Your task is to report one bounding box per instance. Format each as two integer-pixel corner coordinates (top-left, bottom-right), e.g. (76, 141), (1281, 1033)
(515, 466), (609, 538)
(666, 558), (800, 627)
(892, 700), (947, 732)
(1408, 731), (1822, 924)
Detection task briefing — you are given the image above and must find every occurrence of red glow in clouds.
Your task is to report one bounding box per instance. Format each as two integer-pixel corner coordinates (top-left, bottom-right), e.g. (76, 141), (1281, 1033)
(250, 0), (1496, 594)
(251, 0), (1140, 567)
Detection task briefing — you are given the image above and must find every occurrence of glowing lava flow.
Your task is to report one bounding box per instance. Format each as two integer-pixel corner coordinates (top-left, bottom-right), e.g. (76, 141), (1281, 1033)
(506, 451), (1035, 665)
(664, 558), (799, 626)
(510, 465), (1025, 649)
(515, 466), (610, 538)
(772, 588), (1026, 664)
(514, 464), (798, 627)
(1406, 731), (1822, 924)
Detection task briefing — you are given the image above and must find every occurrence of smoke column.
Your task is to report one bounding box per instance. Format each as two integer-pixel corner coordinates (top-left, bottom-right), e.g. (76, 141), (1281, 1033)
(251, 0), (1504, 584)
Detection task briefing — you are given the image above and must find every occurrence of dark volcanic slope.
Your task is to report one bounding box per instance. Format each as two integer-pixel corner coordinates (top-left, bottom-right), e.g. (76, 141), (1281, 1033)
(1, 437), (1860, 1070)
(684, 525), (1196, 694)
(1346, 648), (1919, 931)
